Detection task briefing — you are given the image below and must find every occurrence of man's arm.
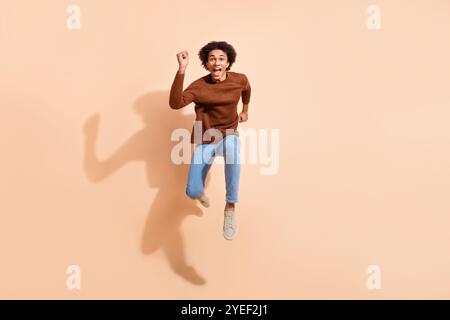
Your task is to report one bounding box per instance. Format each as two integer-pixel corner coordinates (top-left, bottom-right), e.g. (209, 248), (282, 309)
(241, 75), (251, 106)
(239, 75), (251, 122)
(169, 71), (196, 109)
(169, 50), (195, 109)
(239, 103), (249, 123)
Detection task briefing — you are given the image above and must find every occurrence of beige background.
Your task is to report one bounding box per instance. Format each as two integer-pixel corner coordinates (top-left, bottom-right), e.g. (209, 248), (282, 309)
(1, 0), (450, 299)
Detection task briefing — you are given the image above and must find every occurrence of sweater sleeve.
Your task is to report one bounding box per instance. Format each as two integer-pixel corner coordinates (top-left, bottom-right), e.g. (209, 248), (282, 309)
(169, 72), (198, 109)
(241, 74), (251, 105)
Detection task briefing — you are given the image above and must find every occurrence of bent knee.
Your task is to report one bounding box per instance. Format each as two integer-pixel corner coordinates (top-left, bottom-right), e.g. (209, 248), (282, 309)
(186, 185), (202, 199)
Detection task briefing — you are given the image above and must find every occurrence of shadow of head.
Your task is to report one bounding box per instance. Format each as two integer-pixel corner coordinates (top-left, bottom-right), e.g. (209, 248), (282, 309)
(133, 91), (193, 133)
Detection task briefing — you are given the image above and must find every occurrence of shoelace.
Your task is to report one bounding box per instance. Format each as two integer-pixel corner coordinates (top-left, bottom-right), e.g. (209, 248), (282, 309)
(224, 212), (235, 230)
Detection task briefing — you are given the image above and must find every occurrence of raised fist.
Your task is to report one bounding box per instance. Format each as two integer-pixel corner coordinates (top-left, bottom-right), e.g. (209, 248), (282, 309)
(176, 50), (189, 70)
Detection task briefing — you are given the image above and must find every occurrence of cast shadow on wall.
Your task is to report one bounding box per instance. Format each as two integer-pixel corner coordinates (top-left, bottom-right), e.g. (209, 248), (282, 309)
(82, 91), (209, 285)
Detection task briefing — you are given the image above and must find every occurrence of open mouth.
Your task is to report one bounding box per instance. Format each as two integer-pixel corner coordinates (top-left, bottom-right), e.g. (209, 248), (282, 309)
(212, 67), (222, 77)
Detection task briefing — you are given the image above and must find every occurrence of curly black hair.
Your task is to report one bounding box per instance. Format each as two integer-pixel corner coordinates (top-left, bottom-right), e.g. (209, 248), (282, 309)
(198, 41), (237, 71)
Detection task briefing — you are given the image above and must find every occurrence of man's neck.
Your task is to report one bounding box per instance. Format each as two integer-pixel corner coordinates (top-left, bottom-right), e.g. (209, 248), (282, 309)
(210, 72), (228, 83)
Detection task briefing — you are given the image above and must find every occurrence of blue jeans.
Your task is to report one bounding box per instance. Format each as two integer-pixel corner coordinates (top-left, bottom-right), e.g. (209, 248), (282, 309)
(186, 134), (240, 203)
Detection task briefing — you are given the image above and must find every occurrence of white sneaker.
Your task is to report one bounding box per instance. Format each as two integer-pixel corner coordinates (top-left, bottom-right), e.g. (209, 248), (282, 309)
(197, 193), (210, 208)
(223, 210), (237, 240)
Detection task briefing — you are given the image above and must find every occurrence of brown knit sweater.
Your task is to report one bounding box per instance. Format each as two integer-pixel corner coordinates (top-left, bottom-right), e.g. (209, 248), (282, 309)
(169, 71), (251, 144)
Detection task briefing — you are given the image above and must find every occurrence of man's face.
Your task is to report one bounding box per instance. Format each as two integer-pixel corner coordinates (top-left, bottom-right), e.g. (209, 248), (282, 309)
(207, 49), (229, 80)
